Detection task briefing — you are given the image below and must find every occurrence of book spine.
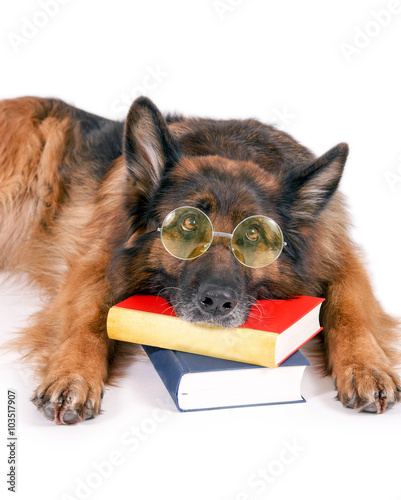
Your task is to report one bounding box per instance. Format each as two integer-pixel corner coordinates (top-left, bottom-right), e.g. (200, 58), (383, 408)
(107, 307), (278, 367)
(142, 346), (184, 411)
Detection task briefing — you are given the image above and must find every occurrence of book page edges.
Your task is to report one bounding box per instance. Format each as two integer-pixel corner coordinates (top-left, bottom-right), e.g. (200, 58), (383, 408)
(178, 364), (307, 410)
(107, 307), (278, 367)
(275, 302), (323, 365)
(276, 327), (323, 365)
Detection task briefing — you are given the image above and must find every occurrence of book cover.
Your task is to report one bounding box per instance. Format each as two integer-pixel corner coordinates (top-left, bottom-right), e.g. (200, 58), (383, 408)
(143, 345), (310, 411)
(107, 295), (324, 367)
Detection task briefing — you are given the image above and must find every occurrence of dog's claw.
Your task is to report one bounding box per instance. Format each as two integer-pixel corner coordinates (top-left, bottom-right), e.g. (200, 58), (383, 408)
(362, 402), (379, 413)
(43, 401), (56, 420)
(344, 394), (357, 409)
(62, 410), (79, 424)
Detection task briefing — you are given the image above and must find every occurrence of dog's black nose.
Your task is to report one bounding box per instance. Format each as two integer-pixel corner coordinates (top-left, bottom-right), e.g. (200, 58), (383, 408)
(198, 284), (238, 316)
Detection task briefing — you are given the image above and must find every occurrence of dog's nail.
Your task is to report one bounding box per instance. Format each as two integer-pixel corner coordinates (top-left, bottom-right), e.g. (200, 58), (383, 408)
(362, 402), (378, 413)
(43, 404), (56, 420)
(101, 390), (104, 399)
(396, 386), (401, 392)
(345, 394), (357, 409)
(63, 410), (79, 424)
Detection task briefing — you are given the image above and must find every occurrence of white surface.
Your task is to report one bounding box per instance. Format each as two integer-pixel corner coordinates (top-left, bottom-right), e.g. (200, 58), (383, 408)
(1, 1), (401, 499)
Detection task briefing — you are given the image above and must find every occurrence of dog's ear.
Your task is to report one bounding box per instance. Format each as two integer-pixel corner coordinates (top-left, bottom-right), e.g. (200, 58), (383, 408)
(284, 143), (349, 222)
(123, 96), (182, 195)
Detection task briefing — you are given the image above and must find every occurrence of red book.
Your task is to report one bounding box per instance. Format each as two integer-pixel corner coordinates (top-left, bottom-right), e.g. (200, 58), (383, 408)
(107, 295), (323, 367)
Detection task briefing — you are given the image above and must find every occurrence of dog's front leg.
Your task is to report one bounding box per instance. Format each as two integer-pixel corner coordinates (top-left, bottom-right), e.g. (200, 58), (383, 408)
(322, 253), (401, 413)
(30, 261), (115, 425)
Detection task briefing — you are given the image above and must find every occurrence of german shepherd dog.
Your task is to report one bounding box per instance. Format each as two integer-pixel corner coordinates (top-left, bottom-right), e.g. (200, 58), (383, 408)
(0, 96), (400, 424)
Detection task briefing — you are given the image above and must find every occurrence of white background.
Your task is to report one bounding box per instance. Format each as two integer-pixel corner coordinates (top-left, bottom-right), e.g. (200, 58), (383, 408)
(1, 1), (401, 499)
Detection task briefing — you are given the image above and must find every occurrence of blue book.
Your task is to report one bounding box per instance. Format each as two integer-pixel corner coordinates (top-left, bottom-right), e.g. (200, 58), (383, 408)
(142, 346), (310, 412)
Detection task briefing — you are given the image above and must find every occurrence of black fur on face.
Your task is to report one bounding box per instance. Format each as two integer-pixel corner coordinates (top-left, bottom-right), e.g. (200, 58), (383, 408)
(110, 97), (348, 328)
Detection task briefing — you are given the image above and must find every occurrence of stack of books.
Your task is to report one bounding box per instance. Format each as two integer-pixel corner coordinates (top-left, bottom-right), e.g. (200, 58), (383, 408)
(107, 295), (323, 411)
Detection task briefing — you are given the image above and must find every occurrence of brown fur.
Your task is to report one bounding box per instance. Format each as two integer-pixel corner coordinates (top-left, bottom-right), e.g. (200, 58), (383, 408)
(0, 95), (399, 423)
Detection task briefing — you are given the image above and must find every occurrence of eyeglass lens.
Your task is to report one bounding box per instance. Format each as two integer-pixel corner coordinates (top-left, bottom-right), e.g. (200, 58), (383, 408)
(160, 207), (283, 268)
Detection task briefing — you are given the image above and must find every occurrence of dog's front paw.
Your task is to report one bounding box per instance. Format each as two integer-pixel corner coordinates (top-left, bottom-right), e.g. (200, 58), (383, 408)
(334, 364), (401, 413)
(32, 374), (104, 425)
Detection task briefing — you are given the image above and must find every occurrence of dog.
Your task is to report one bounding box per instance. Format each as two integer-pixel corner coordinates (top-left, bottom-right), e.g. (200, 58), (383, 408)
(0, 95), (400, 424)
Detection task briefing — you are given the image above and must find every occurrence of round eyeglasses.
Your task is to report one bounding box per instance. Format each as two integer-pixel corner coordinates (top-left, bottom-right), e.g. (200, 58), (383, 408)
(158, 206), (286, 268)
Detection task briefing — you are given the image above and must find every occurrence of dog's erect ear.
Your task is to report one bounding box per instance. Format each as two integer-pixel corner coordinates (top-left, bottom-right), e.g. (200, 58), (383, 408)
(123, 96), (182, 195)
(284, 143), (349, 222)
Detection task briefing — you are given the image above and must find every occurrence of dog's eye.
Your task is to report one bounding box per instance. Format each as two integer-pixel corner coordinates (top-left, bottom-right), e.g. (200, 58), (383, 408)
(181, 216), (198, 232)
(245, 227), (259, 241)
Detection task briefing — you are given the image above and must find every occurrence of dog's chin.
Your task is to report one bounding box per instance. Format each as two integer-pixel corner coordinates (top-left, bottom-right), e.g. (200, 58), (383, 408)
(173, 303), (249, 329)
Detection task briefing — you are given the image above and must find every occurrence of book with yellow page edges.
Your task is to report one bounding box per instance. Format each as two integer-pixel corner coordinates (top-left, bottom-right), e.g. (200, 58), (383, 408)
(107, 295), (324, 367)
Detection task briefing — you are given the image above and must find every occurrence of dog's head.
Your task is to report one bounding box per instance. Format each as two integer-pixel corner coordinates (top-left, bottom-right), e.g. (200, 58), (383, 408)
(111, 97), (349, 328)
